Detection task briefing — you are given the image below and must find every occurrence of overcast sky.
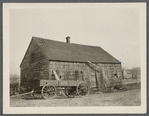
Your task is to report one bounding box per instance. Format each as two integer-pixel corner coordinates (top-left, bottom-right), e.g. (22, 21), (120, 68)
(9, 4), (141, 75)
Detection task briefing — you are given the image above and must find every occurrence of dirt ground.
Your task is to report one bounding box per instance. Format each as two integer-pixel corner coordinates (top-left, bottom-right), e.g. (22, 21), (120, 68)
(10, 88), (141, 107)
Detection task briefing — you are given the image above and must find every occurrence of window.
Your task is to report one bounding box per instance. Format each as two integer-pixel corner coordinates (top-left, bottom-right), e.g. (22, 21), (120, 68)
(80, 71), (84, 81)
(114, 70), (118, 78)
(40, 71), (43, 77)
(75, 71), (79, 80)
(66, 71), (71, 80)
(31, 53), (35, 63)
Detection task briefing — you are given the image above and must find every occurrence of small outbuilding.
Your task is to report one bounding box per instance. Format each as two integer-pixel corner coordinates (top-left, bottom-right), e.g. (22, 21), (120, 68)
(123, 69), (133, 79)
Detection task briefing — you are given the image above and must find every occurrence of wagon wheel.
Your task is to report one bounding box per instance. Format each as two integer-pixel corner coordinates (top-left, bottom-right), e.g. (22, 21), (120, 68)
(76, 82), (89, 97)
(64, 87), (76, 98)
(42, 84), (56, 99)
(32, 87), (43, 99)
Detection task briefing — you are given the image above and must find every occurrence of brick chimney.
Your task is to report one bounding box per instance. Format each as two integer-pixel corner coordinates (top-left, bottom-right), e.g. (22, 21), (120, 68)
(66, 36), (70, 43)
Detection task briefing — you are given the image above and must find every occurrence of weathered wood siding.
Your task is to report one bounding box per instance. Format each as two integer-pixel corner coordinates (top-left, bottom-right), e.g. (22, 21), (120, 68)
(48, 61), (123, 88)
(49, 61), (93, 86)
(96, 63), (123, 87)
(20, 40), (49, 87)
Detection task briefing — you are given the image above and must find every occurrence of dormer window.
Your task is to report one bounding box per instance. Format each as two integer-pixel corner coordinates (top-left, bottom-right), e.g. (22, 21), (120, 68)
(31, 53), (35, 63)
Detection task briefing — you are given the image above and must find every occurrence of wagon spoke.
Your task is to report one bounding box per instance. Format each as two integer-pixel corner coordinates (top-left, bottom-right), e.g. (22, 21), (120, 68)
(43, 88), (47, 92)
(43, 89), (46, 92)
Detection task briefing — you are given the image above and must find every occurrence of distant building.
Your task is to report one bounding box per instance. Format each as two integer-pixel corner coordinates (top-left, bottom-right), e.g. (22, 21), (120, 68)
(123, 69), (133, 79)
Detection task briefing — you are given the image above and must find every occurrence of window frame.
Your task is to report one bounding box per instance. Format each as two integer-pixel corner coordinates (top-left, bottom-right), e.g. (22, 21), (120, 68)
(30, 53), (35, 63)
(114, 70), (118, 78)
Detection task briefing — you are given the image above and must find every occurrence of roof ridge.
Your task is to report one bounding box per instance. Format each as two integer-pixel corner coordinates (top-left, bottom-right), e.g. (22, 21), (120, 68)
(32, 36), (102, 48)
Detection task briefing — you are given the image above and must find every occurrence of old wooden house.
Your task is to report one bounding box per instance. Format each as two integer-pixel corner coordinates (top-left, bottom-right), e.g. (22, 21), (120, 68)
(20, 36), (123, 89)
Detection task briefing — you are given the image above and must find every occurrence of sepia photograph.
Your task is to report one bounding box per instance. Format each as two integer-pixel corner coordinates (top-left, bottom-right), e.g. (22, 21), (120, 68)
(3, 3), (146, 114)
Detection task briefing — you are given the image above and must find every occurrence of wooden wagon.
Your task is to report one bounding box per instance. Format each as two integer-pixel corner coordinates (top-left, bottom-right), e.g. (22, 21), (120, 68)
(25, 70), (89, 99)
(32, 79), (89, 99)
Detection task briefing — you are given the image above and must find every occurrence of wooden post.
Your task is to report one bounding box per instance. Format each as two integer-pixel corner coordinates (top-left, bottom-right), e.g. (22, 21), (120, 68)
(95, 69), (98, 88)
(100, 68), (105, 91)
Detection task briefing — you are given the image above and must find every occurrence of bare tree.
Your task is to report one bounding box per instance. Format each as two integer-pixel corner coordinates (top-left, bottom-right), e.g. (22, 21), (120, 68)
(131, 67), (141, 78)
(10, 73), (20, 84)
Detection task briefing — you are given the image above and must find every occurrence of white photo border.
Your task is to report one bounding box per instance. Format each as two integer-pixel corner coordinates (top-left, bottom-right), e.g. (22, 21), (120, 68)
(3, 3), (147, 114)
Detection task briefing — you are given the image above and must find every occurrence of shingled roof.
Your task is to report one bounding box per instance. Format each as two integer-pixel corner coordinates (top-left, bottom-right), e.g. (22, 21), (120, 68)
(31, 37), (121, 64)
